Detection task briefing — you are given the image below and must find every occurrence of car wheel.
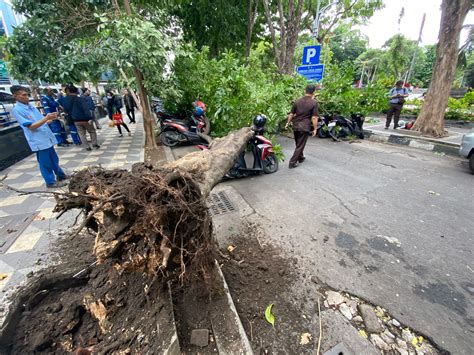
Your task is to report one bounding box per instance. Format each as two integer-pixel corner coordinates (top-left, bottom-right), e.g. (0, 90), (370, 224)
(469, 154), (474, 174)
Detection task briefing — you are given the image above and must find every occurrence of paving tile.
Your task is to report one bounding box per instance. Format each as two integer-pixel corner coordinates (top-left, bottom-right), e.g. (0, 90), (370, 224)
(6, 231), (43, 254)
(0, 195), (29, 207)
(17, 180), (45, 189)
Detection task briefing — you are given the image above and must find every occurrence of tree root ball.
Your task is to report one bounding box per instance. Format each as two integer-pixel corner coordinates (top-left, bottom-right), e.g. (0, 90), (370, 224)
(55, 163), (216, 282)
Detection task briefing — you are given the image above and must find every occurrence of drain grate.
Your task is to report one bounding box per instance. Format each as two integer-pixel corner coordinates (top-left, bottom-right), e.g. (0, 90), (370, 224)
(207, 191), (237, 216)
(0, 212), (38, 254)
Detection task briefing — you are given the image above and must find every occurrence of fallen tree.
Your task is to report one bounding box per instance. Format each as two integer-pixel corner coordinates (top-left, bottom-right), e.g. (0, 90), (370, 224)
(2, 127), (254, 354)
(54, 127), (253, 280)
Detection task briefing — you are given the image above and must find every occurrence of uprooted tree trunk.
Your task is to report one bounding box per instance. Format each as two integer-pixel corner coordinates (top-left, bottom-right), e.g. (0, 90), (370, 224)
(54, 127), (253, 281)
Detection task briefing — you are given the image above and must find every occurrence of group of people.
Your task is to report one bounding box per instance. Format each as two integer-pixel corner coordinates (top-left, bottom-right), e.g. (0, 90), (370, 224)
(11, 85), (138, 188)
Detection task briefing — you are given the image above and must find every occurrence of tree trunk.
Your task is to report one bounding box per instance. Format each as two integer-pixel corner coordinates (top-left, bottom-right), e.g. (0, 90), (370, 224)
(122, 0), (157, 148)
(55, 127), (253, 278)
(245, 0), (258, 58)
(262, 0), (304, 74)
(134, 68), (157, 148)
(413, 0), (470, 137)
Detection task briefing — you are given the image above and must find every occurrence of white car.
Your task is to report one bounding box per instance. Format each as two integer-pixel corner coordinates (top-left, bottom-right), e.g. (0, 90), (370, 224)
(459, 131), (474, 174)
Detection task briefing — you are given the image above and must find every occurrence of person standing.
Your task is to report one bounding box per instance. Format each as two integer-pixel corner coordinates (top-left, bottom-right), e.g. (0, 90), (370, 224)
(106, 91), (131, 137)
(123, 89), (137, 124)
(58, 86), (81, 145)
(285, 84), (319, 169)
(385, 80), (409, 129)
(62, 86), (100, 151)
(41, 88), (70, 146)
(11, 85), (67, 188)
(82, 88), (101, 129)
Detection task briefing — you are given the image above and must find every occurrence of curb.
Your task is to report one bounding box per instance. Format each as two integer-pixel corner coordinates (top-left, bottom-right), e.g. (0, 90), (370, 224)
(364, 130), (460, 156)
(162, 145), (175, 162)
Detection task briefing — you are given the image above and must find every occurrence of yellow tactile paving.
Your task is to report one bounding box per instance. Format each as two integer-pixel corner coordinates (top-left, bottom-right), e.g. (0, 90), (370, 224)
(6, 231), (43, 254)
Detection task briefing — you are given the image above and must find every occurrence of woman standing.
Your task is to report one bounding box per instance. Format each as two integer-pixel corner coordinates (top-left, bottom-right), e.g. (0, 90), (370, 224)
(106, 91), (131, 137)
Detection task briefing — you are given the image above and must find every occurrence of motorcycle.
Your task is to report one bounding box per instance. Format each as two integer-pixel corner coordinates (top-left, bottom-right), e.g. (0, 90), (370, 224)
(198, 114), (279, 178)
(155, 101), (211, 147)
(316, 114), (333, 138)
(328, 113), (365, 140)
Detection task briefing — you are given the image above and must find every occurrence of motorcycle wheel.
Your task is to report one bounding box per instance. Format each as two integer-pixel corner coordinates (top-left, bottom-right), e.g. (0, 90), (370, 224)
(160, 130), (180, 147)
(329, 126), (341, 141)
(317, 127), (329, 138)
(263, 153), (279, 174)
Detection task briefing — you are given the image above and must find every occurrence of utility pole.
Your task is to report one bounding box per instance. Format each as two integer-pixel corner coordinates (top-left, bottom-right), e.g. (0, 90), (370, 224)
(405, 13), (426, 85)
(312, 0), (337, 44)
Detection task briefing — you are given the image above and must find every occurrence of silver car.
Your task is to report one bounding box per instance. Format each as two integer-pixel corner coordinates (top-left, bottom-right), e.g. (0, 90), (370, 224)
(459, 131), (474, 174)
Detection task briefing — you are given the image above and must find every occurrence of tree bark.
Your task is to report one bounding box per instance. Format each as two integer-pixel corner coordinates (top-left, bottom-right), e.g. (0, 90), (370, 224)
(262, 0), (304, 74)
(245, 0), (258, 58)
(413, 0), (471, 137)
(122, 0), (157, 148)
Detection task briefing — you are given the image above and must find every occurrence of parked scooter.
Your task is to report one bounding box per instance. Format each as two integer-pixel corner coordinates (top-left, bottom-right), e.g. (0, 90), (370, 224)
(328, 113), (365, 140)
(316, 114), (333, 138)
(198, 114), (279, 178)
(156, 101), (211, 147)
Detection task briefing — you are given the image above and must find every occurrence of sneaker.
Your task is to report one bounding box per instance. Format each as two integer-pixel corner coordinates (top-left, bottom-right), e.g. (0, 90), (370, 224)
(86, 147), (92, 151)
(93, 144), (101, 149)
(46, 181), (67, 188)
(298, 157), (306, 163)
(119, 134), (123, 137)
(57, 175), (69, 182)
(128, 132), (132, 136)
(289, 162), (299, 169)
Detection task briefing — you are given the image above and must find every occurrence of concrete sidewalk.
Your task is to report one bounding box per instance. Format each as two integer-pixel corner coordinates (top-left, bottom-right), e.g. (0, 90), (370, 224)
(0, 115), (144, 301)
(364, 117), (472, 155)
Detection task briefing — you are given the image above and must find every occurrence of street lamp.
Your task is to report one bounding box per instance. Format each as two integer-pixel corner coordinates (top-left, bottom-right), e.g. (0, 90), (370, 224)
(312, 0), (338, 44)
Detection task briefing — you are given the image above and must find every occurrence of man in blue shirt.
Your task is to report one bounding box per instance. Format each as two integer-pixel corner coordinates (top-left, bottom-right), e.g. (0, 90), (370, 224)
(41, 88), (70, 146)
(11, 86), (67, 188)
(386, 80), (409, 129)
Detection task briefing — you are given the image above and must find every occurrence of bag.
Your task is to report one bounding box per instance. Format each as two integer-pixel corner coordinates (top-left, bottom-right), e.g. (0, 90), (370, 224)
(112, 112), (124, 125)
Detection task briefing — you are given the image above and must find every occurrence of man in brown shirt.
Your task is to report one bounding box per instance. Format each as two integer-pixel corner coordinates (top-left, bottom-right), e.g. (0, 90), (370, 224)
(285, 84), (319, 169)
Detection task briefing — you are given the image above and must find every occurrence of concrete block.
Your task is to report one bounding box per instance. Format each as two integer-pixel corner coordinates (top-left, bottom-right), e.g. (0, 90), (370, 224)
(358, 304), (384, 333)
(409, 140), (435, 151)
(190, 329), (209, 347)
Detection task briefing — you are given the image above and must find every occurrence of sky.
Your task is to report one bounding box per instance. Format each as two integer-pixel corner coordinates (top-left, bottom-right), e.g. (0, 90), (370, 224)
(358, 0), (474, 48)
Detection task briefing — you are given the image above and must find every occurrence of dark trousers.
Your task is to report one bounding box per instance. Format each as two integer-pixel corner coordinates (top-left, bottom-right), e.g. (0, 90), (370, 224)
(386, 103), (403, 128)
(112, 120), (130, 135)
(289, 131), (309, 167)
(126, 107), (136, 123)
(36, 146), (66, 185)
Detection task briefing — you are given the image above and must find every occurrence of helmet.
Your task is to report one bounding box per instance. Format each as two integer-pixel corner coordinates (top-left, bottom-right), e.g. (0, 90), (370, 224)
(253, 114), (267, 128)
(194, 100), (206, 112)
(194, 106), (204, 117)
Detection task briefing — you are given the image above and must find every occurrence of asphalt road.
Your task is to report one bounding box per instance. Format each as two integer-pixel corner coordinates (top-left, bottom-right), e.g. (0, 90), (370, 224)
(220, 137), (473, 354)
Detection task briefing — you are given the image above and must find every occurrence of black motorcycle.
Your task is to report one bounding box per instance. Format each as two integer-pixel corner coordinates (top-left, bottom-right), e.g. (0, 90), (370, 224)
(328, 113), (365, 141)
(316, 114), (333, 138)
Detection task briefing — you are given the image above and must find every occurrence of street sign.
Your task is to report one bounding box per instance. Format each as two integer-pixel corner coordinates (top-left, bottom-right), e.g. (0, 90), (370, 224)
(297, 64), (325, 82)
(302, 45), (321, 65)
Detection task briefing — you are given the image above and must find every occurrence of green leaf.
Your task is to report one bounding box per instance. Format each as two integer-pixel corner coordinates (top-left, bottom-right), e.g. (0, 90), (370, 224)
(265, 303), (275, 327)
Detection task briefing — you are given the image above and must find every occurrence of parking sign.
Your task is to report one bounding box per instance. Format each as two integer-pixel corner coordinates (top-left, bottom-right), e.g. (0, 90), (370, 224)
(302, 45), (321, 65)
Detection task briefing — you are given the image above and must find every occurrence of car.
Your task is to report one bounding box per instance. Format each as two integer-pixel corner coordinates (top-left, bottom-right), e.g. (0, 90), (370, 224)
(459, 131), (474, 174)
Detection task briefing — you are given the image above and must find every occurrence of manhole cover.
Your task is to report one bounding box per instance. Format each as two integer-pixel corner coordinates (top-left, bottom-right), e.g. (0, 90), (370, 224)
(207, 192), (237, 216)
(0, 213), (38, 254)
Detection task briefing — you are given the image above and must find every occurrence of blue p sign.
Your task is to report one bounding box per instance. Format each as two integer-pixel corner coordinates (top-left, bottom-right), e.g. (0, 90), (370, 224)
(302, 45), (321, 65)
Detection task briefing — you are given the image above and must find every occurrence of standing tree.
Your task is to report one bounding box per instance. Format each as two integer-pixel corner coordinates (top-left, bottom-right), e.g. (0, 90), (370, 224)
(7, 0), (172, 148)
(261, 0), (383, 74)
(413, 0), (472, 137)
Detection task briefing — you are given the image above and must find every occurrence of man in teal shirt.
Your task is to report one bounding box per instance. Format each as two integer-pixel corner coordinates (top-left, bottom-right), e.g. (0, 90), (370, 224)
(11, 86), (67, 188)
